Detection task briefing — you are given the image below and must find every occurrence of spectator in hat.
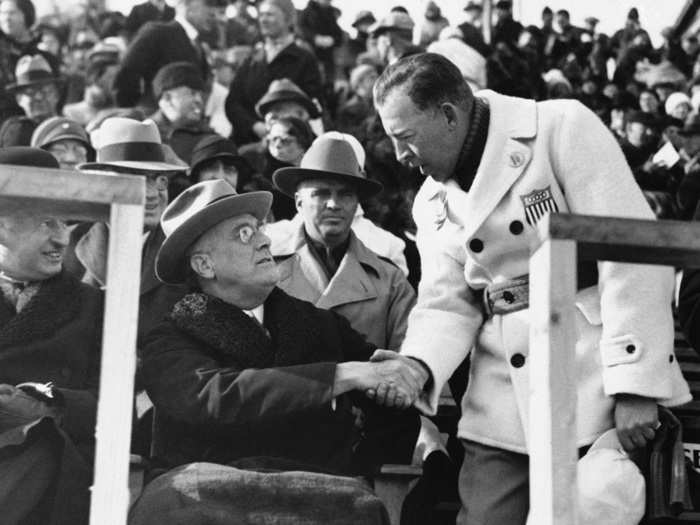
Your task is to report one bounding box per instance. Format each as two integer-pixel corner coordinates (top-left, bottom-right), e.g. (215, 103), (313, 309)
(270, 133), (415, 351)
(555, 9), (583, 58)
(0, 54), (63, 147)
(111, 0), (216, 109)
(492, 0), (523, 49)
(458, 1), (490, 59)
(370, 11), (422, 66)
(584, 16), (600, 36)
(0, 146), (103, 525)
(428, 27), (488, 93)
(224, 0), (260, 47)
(30, 115), (93, 170)
(125, 0), (175, 40)
(336, 63), (378, 135)
(665, 91), (692, 121)
(611, 6), (649, 60)
(74, 117), (189, 347)
(224, 0), (323, 146)
(417, 1), (449, 49)
(128, 178), (420, 525)
(189, 134), (253, 192)
(348, 10), (376, 60)
(299, 0), (343, 91)
(0, 0), (61, 122)
(150, 61), (212, 165)
(620, 109), (659, 170)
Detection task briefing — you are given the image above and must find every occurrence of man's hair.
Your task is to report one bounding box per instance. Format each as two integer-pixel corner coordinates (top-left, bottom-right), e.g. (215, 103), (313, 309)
(373, 53), (472, 112)
(556, 9), (570, 18)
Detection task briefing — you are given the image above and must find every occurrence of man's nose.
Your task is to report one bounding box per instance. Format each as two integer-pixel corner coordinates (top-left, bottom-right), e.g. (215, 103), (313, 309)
(394, 141), (412, 164)
(51, 222), (70, 246)
(256, 231), (271, 250)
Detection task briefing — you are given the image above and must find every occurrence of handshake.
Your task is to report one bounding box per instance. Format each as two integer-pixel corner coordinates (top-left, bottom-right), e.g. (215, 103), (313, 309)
(333, 350), (430, 409)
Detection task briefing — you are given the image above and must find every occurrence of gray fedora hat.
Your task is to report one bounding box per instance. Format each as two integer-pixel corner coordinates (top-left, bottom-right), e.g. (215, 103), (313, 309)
(156, 180), (272, 284)
(273, 136), (382, 200)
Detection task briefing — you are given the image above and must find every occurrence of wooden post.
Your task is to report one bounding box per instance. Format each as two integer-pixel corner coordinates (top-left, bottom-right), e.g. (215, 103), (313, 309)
(89, 203), (144, 525)
(528, 238), (578, 525)
(482, 0), (492, 44)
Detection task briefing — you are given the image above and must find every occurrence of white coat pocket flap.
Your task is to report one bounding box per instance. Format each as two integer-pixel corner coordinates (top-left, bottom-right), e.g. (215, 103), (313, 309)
(600, 335), (644, 367)
(575, 286), (602, 326)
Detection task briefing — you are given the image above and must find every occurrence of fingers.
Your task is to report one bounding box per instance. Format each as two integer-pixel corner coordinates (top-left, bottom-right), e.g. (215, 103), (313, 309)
(617, 425), (656, 452)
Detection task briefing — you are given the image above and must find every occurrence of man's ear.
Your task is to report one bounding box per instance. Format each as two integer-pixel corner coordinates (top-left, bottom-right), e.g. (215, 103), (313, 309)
(294, 191), (303, 211)
(441, 103), (459, 129)
(190, 253), (215, 280)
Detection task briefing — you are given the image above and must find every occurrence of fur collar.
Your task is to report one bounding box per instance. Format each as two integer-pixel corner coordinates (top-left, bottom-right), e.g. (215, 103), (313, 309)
(169, 288), (329, 369)
(0, 272), (87, 348)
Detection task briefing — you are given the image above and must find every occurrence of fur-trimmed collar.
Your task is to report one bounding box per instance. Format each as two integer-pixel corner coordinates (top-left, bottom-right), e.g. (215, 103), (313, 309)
(169, 288), (329, 369)
(0, 272), (88, 348)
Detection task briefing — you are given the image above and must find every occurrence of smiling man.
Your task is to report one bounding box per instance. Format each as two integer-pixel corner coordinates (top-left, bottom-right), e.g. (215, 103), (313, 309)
(372, 52), (691, 525)
(0, 147), (103, 524)
(271, 134), (416, 350)
(129, 179), (421, 524)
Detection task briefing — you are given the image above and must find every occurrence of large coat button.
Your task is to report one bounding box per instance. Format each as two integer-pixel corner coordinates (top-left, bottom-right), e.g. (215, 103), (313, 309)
(469, 238), (484, 253)
(510, 353), (526, 368)
(509, 220), (524, 235)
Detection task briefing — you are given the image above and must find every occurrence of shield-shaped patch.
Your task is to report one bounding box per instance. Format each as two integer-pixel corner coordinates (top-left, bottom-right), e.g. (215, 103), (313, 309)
(520, 185), (559, 225)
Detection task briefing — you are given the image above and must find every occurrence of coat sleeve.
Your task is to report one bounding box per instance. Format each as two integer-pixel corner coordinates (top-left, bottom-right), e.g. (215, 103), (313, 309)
(399, 187), (484, 415)
(141, 322), (338, 427)
(224, 60), (260, 145)
(112, 24), (160, 107)
(385, 266), (416, 350)
(551, 100), (687, 403)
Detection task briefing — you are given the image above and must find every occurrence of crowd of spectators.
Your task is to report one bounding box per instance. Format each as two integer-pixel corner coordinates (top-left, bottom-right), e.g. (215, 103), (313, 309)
(1, 0), (700, 522)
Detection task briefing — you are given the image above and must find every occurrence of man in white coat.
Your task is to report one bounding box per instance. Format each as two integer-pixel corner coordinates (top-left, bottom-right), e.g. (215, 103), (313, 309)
(370, 52), (692, 524)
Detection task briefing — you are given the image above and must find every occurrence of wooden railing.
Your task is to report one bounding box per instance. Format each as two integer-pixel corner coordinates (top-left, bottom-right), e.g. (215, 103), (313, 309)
(528, 213), (700, 525)
(0, 165), (146, 525)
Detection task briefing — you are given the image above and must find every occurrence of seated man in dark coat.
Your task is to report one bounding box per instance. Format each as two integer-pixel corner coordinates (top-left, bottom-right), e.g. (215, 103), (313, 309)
(0, 147), (103, 525)
(129, 180), (425, 524)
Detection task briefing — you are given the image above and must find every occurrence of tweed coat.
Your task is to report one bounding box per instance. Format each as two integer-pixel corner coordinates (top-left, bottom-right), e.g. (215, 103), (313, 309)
(140, 287), (418, 474)
(272, 224), (415, 349)
(401, 90), (691, 454)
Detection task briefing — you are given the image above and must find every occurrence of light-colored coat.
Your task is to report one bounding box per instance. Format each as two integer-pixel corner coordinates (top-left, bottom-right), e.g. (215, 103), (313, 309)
(272, 223), (416, 350)
(402, 90), (691, 454)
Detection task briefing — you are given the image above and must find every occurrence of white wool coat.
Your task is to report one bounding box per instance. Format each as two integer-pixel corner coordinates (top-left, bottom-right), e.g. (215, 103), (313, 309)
(402, 90), (691, 454)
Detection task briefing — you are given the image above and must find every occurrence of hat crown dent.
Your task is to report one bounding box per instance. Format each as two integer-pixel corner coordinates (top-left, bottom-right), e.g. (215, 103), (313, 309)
(300, 138), (363, 179)
(15, 54), (52, 77)
(161, 180), (236, 238)
(91, 118), (162, 150)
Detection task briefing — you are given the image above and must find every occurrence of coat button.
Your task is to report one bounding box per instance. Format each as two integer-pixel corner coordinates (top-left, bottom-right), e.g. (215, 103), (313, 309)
(502, 291), (515, 303)
(509, 220), (524, 235)
(469, 238), (484, 253)
(669, 354), (674, 363)
(510, 353), (526, 368)
(625, 344), (635, 354)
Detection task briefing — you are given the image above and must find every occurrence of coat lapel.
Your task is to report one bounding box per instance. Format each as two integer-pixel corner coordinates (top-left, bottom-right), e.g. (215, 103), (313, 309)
(454, 91), (537, 241)
(141, 227), (165, 296)
(316, 235), (378, 310)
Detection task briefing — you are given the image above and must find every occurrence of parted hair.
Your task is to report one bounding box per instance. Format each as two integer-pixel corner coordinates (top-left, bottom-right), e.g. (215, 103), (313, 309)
(373, 52), (472, 112)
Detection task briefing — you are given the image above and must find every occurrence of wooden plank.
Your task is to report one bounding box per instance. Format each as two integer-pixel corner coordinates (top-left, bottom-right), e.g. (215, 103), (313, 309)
(0, 164), (144, 205)
(535, 214), (700, 267)
(528, 238), (578, 525)
(90, 203), (144, 525)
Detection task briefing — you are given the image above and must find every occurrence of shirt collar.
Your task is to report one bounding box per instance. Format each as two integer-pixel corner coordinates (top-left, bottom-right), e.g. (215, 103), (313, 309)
(244, 304), (264, 325)
(176, 14), (199, 42)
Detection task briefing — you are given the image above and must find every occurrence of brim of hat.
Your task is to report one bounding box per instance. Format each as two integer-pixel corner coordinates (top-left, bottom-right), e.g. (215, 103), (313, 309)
(273, 167), (383, 200)
(156, 191), (273, 284)
(6, 76), (64, 93)
(78, 160), (188, 173)
(256, 92), (320, 119)
(190, 152), (252, 177)
(352, 16), (376, 27)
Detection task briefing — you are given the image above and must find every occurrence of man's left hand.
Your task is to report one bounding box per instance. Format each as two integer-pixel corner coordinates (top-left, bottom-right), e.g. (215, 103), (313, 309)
(614, 393), (658, 451)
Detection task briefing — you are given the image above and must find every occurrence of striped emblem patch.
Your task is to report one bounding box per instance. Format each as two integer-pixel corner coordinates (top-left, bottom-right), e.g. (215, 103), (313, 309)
(520, 185), (559, 226)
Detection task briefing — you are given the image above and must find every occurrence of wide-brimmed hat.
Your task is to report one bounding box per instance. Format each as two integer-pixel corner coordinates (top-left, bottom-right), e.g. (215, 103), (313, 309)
(255, 78), (320, 119)
(369, 12), (415, 37)
(31, 116), (91, 150)
(78, 117), (187, 173)
(352, 10), (376, 28)
(6, 54), (62, 93)
(155, 180), (273, 284)
(0, 146), (59, 169)
(464, 1), (482, 12)
(152, 61), (205, 101)
(273, 135), (382, 200)
(189, 134), (252, 179)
